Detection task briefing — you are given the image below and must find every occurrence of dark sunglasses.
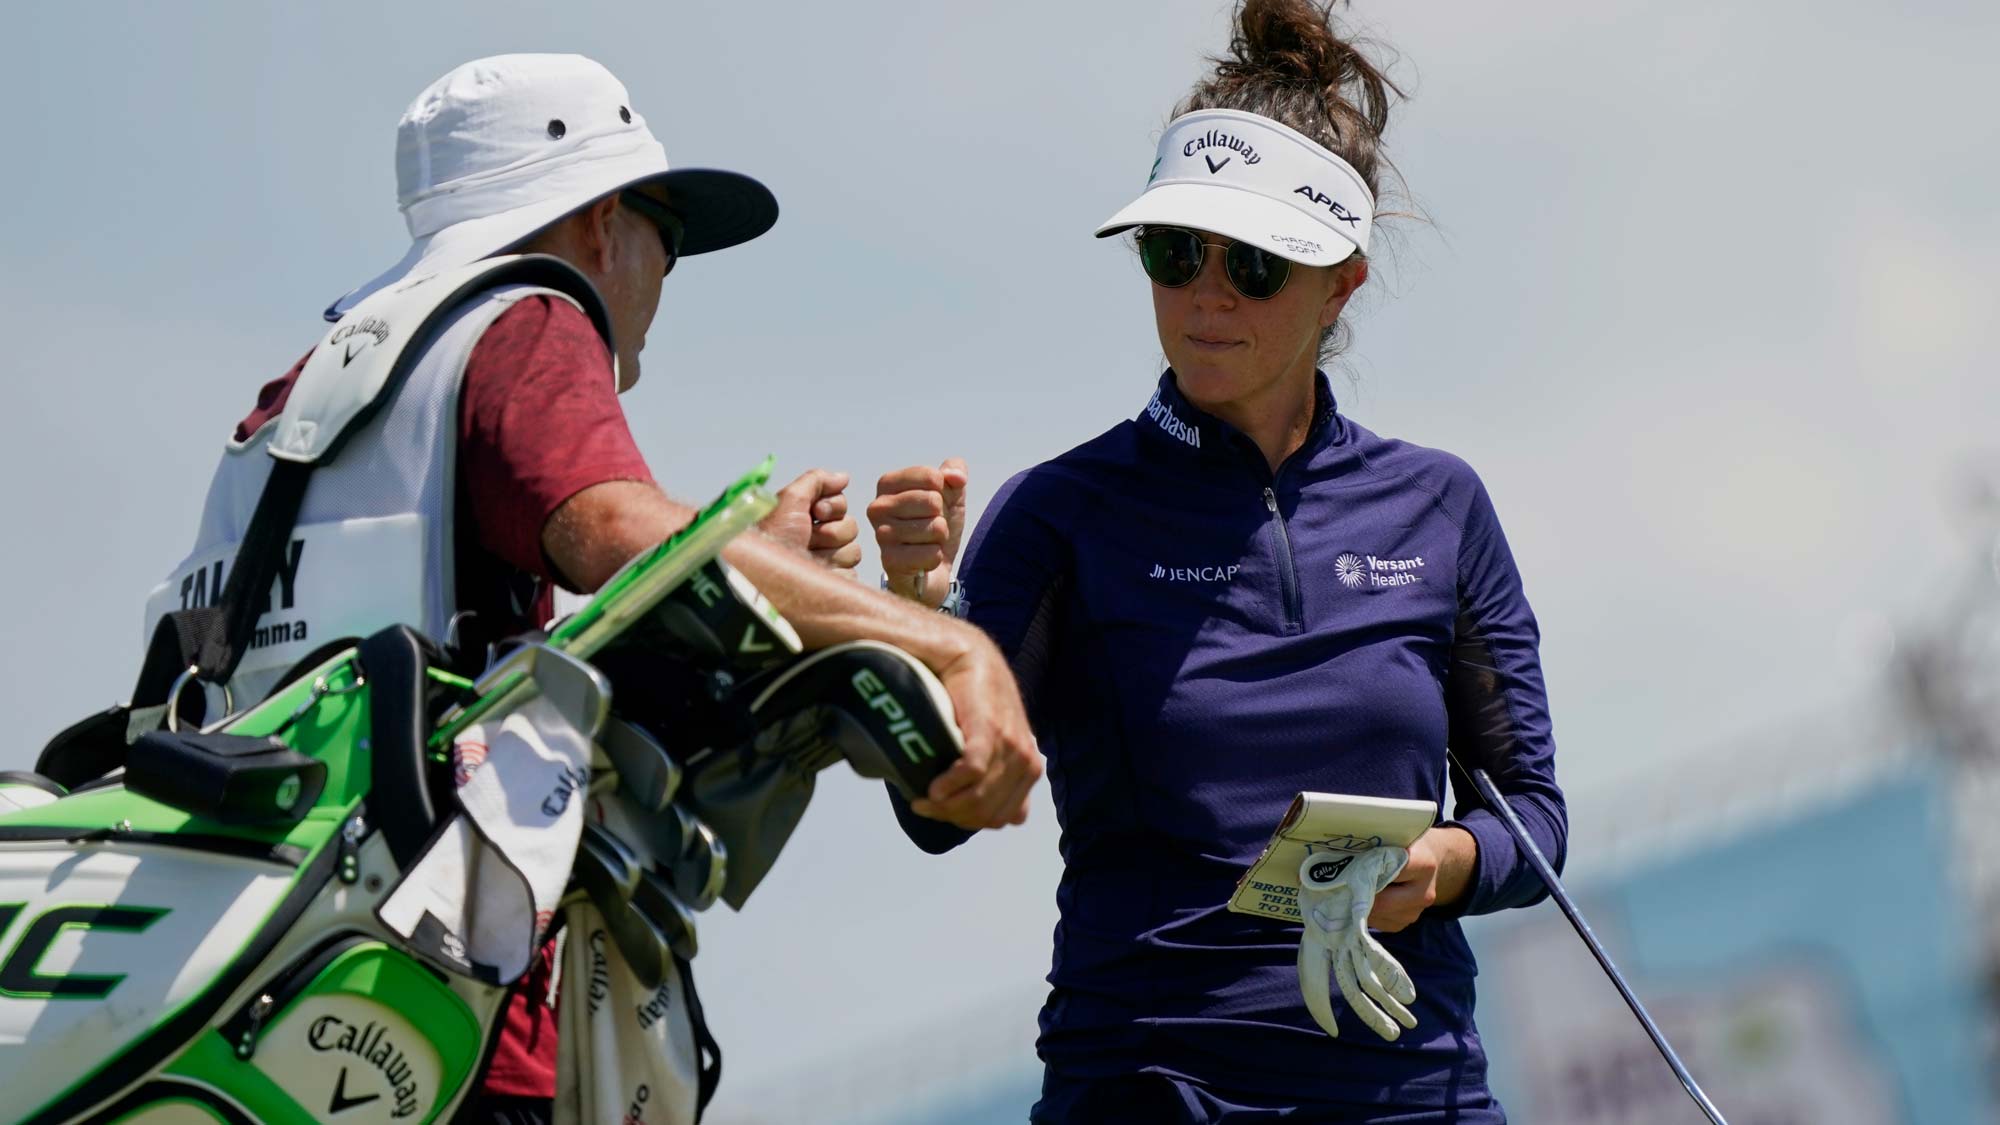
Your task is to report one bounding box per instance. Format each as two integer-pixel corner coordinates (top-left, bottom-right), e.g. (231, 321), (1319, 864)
(620, 190), (685, 277)
(1137, 226), (1292, 300)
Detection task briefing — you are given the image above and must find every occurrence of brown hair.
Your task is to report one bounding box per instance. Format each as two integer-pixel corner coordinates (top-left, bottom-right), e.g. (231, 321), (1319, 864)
(1177, 0), (1404, 362)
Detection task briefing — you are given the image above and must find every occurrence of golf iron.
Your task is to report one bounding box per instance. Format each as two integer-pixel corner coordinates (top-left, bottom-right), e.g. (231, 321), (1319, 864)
(1459, 763), (1730, 1125)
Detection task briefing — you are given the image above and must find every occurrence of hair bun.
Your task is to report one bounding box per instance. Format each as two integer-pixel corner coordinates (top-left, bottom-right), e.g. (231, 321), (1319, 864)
(1231, 0), (1345, 89)
(1204, 0), (1396, 152)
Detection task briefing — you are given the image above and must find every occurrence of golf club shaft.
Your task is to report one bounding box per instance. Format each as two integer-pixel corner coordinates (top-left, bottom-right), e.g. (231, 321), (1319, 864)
(1465, 768), (1730, 1125)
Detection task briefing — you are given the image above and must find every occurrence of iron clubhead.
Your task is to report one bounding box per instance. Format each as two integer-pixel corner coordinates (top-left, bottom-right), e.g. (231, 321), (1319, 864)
(600, 717), (683, 812)
(668, 817), (727, 912)
(579, 824), (642, 897)
(633, 868), (700, 961)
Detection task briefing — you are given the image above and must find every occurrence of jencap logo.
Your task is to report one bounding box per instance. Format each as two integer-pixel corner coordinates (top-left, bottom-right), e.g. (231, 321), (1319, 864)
(1144, 389), (1201, 449)
(1336, 551), (1426, 590)
(1149, 562), (1240, 583)
(331, 316), (392, 368)
(1293, 185), (1363, 227)
(1184, 128), (1263, 166)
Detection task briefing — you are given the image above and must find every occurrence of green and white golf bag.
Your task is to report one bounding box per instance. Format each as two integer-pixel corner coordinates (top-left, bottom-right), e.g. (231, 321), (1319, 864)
(0, 474), (962, 1124)
(0, 628), (519, 1124)
(0, 257), (964, 1123)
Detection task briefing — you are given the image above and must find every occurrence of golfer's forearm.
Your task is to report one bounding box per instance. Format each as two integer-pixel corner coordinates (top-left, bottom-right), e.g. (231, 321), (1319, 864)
(1448, 791), (1565, 914)
(546, 479), (976, 668)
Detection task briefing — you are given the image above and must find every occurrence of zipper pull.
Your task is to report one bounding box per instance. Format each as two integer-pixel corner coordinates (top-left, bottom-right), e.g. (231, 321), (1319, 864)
(1264, 487), (1279, 513)
(234, 992), (275, 1059)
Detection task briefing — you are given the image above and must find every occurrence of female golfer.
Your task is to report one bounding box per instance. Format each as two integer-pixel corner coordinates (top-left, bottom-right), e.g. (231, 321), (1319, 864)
(871, 2), (1565, 1120)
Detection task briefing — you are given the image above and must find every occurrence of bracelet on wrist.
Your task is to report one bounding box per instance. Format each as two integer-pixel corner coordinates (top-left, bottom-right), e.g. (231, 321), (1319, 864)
(880, 574), (963, 615)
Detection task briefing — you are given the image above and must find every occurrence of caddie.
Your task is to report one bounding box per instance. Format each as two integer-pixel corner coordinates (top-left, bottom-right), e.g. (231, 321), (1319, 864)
(140, 53), (1042, 1124)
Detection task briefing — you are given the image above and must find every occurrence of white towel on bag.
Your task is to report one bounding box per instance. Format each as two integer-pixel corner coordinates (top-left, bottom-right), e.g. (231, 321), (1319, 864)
(378, 695), (591, 982)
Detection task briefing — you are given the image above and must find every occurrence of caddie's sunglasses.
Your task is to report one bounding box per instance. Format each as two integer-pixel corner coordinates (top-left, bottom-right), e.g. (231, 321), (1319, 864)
(1138, 226), (1291, 300)
(620, 190), (685, 277)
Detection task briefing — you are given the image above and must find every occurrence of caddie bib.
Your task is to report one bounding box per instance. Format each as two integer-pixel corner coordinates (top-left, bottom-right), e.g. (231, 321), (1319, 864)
(144, 256), (614, 710)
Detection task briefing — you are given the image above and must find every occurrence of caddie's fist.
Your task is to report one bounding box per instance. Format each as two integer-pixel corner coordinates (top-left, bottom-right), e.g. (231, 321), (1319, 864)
(763, 469), (861, 571)
(868, 458), (968, 608)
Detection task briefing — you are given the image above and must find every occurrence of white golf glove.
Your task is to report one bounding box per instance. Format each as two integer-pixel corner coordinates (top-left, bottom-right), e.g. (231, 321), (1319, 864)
(1297, 847), (1420, 1041)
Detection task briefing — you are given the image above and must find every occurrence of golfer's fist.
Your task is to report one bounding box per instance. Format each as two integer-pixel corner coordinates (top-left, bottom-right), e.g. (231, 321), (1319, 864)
(1369, 826), (1478, 932)
(762, 469), (861, 572)
(915, 635), (1043, 830)
(869, 458), (967, 608)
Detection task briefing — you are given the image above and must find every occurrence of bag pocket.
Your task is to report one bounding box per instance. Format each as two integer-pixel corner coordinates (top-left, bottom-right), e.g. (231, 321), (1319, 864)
(162, 935), (489, 1124)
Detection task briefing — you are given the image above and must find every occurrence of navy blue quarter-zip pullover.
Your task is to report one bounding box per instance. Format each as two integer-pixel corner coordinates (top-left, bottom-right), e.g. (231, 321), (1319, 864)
(893, 370), (1566, 1117)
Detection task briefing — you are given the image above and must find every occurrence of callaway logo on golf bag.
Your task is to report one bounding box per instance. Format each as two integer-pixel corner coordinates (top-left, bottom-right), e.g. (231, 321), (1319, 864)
(307, 1015), (424, 1118)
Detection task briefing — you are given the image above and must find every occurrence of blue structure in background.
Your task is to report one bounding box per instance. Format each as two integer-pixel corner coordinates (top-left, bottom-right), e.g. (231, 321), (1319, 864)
(1472, 766), (1992, 1124)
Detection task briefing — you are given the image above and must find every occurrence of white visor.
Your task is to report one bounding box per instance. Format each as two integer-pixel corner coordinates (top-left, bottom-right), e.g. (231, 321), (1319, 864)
(1095, 108), (1373, 267)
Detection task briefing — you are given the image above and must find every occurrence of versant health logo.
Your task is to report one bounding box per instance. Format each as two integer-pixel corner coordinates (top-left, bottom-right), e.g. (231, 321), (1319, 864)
(1336, 552), (1426, 590)
(1335, 553), (1367, 589)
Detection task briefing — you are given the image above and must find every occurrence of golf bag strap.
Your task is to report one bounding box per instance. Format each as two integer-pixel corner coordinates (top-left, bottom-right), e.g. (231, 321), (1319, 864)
(677, 956), (723, 1118)
(157, 457), (315, 690)
(35, 462), (312, 789)
(357, 625), (445, 869)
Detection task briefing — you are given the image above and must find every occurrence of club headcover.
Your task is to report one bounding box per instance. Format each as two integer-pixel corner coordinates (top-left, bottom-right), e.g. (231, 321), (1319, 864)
(680, 641), (963, 909)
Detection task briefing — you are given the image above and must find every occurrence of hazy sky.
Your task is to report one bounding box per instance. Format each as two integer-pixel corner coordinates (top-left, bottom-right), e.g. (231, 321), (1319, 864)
(3, 1), (1994, 1120)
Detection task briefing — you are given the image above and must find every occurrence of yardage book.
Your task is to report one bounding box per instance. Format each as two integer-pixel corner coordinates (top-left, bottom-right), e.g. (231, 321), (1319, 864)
(1228, 792), (1439, 923)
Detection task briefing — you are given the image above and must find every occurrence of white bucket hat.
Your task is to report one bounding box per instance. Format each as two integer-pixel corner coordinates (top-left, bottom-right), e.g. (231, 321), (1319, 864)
(327, 53), (777, 319)
(1096, 108), (1372, 267)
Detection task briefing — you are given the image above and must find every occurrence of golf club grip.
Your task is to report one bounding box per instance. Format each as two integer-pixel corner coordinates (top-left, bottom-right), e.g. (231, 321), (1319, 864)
(1465, 767), (1730, 1125)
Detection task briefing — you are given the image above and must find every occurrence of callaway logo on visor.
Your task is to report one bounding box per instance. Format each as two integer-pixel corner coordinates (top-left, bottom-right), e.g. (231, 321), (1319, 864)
(1095, 108), (1375, 268)
(1183, 125), (1264, 168)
